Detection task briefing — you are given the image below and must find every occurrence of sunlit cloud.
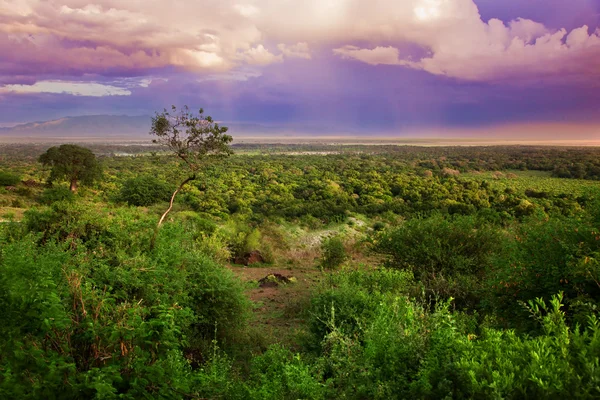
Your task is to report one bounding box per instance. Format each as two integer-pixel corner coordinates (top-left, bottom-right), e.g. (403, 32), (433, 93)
(278, 42), (312, 59)
(333, 46), (412, 66)
(0, 0), (598, 86)
(1, 81), (131, 96)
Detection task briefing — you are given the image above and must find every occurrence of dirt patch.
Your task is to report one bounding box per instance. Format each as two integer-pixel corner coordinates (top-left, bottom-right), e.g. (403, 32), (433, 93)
(228, 265), (320, 348)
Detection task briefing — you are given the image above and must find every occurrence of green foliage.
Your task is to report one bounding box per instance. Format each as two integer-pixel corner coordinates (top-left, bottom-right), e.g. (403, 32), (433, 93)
(0, 171), (21, 186)
(0, 221), (249, 398)
(309, 269), (414, 345)
(485, 215), (600, 327)
(243, 345), (326, 400)
(312, 276), (600, 400)
(23, 201), (110, 245)
(320, 235), (347, 269)
(38, 144), (102, 192)
(412, 293), (600, 399)
(151, 105), (233, 172)
(118, 175), (173, 206)
(220, 220), (266, 262)
(375, 214), (500, 278)
(3, 143), (600, 398)
(38, 186), (75, 205)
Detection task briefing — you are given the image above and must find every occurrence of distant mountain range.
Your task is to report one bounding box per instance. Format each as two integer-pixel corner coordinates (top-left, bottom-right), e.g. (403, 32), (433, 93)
(0, 115), (340, 139)
(0, 115), (152, 138)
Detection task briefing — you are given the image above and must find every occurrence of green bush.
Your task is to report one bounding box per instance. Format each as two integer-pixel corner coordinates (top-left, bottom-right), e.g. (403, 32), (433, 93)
(0, 171), (20, 186)
(118, 175), (173, 206)
(312, 279), (600, 399)
(23, 201), (111, 245)
(38, 186), (75, 205)
(374, 215), (501, 279)
(243, 345), (326, 400)
(0, 223), (250, 399)
(485, 215), (600, 327)
(320, 235), (347, 269)
(412, 294), (600, 399)
(308, 269), (413, 345)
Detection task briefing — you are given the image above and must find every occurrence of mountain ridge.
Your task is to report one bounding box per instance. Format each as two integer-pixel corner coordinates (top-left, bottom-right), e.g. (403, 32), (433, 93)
(0, 115), (325, 138)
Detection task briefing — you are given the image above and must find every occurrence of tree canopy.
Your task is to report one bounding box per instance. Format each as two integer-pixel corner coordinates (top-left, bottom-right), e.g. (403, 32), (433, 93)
(38, 144), (102, 192)
(151, 105), (233, 173)
(150, 106), (233, 227)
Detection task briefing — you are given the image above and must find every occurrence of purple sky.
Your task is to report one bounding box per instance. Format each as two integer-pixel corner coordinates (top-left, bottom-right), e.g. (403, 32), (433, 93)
(1, 0), (599, 136)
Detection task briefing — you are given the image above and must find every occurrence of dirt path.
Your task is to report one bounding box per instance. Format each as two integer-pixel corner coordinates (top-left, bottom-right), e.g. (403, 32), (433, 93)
(228, 264), (321, 348)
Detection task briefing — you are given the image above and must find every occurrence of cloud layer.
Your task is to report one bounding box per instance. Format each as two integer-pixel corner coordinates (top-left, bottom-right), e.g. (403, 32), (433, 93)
(0, 0), (599, 133)
(1, 0), (599, 87)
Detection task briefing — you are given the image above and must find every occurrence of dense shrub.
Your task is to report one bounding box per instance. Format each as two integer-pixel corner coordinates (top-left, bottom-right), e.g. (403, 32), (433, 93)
(38, 186), (75, 205)
(0, 171), (20, 186)
(308, 269), (413, 345)
(320, 235), (347, 269)
(23, 201), (111, 245)
(0, 208), (249, 399)
(118, 175), (173, 206)
(374, 215), (501, 279)
(485, 215), (600, 327)
(312, 278), (600, 399)
(242, 345), (326, 399)
(412, 294), (600, 399)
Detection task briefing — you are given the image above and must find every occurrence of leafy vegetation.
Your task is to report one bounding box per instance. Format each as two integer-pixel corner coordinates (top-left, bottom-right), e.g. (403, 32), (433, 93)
(1, 140), (600, 398)
(38, 144), (102, 192)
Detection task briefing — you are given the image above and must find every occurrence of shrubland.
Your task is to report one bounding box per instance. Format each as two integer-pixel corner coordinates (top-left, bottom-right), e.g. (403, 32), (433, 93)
(1, 143), (600, 398)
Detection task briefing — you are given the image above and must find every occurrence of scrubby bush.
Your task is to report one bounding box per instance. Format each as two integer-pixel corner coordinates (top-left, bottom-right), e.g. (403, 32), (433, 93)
(243, 345), (326, 399)
(411, 294), (600, 399)
(320, 235), (347, 269)
(38, 186), (75, 205)
(309, 269), (413, 345)
(374, 215), (502, 309)
(0, 222), (249, 398)
(0, 171), (20, 186)
(485, 215), (600, 327)
(311, 277), (600, 399)
(374, 215), (501, 279)
(23, 201), (111, 245)
(118, 175), (173, 206)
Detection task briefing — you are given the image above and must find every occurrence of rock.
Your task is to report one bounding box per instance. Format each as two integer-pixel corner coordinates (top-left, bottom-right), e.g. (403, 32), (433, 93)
(22, 180), (43, 188)
(234, 250), (265, 266)
(258, 273), (294, 288)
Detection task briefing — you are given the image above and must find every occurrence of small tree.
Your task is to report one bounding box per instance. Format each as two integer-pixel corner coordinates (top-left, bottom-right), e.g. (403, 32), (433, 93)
(150, 106), (233, 227)
(38, 144), (102, 192)
(320, 235), (348, 269)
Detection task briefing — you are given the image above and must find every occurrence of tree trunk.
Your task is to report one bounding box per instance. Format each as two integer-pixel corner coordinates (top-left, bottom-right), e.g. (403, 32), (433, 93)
(150, 175), (196, 250)
(70, 179), (78, 193)
(157, 175), (196, 228)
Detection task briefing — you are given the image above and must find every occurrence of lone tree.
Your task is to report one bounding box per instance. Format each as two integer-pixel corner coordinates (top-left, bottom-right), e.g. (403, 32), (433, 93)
(38, 144), (102, 192)
(150, 105), (233, 227)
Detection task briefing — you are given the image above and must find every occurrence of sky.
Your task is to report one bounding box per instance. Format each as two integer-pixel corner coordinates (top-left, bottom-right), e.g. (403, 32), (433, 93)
(0, 0), (599, 137)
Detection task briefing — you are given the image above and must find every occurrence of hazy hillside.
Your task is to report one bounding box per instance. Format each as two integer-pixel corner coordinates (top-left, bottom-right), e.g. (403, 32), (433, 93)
(0, 115), (151, 138)
(0, 115), (351, 140)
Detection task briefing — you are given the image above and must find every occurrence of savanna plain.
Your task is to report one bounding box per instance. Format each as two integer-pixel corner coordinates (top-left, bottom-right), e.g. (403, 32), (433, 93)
(2, 138), (600, 399)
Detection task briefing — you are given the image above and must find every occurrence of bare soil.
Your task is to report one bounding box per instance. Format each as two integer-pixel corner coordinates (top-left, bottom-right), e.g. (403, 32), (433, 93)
(228, 264), (320, 348)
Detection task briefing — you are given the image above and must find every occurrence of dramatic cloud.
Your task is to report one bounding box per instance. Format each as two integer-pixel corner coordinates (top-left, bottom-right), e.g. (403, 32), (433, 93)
(0, 80), (131, 96)
(0, 0), (599, 134)
(277, 43), (312, 60)
(239, 45), (283, 66)
(1, 0), (598, 86)
(333, 46), (409, 66)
